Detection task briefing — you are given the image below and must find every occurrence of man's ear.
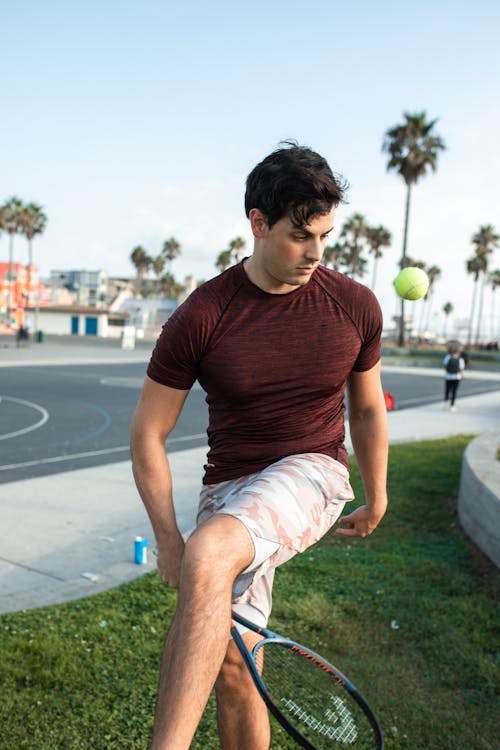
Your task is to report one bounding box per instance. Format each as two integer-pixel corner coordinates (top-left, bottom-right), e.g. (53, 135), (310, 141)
(249, 208), (268, 238)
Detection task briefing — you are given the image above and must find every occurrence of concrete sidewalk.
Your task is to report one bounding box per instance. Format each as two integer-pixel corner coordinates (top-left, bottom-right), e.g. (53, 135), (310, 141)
(1, 337), (499, 614)
(0, 335), (151, 368)
(0, 448), (206, 614)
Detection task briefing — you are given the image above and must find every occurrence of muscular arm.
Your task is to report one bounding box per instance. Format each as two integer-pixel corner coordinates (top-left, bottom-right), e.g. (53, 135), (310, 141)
(336, 361), (388, 537)
(130, 376), (190, 586)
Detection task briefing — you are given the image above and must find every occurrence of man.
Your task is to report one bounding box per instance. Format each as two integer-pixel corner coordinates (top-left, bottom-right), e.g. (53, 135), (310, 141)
(130, 142), (388, 749)
(443, 344), (465, 411)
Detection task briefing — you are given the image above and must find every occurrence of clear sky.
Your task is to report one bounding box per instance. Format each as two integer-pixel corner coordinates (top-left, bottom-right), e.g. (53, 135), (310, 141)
(2, 0), (499, 339)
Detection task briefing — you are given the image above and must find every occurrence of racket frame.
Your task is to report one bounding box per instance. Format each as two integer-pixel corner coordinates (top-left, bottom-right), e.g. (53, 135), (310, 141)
(230, 610), (384, 750)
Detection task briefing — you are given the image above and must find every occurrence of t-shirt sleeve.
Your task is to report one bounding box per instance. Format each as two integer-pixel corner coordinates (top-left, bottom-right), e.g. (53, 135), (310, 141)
(147, 292), (209, 390)
(352, 288), (383, 372)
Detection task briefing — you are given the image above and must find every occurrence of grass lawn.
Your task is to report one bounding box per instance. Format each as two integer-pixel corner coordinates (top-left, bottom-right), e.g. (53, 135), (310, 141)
(0, 436), (498, 749)
(381, 349), (500, 372)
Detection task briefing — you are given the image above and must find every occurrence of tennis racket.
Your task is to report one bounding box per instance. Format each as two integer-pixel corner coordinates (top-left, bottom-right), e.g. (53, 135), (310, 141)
(230, 611), (383, 749)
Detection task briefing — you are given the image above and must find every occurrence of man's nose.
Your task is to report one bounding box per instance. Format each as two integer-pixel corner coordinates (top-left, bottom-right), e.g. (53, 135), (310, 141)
(304, 238), (324, 262)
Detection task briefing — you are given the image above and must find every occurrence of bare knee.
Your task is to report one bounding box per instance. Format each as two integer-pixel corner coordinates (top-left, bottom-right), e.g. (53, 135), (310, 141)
(180, 516), (254, 593)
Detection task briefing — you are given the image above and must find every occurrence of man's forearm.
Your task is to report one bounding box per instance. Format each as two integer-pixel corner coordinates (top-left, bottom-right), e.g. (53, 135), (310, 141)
(349, 408), (388, 512)
(130, 437), (180, 543)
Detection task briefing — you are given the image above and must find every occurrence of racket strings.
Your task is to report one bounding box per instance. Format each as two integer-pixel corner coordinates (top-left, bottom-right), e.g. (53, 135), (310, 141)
(256, 642), (375, 748)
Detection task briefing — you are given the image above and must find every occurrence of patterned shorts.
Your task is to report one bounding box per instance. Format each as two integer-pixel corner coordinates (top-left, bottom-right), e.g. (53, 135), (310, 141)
(196, 453), (354, 628)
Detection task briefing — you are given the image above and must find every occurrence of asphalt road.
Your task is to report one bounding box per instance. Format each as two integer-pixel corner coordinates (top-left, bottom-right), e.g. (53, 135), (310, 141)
(0, 362), (208, 483)
(1, 361), (499, 484)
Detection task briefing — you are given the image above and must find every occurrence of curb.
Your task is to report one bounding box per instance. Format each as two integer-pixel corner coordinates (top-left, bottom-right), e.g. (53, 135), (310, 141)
(458, 432), (500, 567)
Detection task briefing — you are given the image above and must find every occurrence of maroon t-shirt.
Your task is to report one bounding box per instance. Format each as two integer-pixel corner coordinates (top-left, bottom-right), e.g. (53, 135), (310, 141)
(147, 262), (382, 484)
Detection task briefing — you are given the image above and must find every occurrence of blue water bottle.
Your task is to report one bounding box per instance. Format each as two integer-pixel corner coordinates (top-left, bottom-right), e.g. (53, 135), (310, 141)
(134, 536), (148, 564)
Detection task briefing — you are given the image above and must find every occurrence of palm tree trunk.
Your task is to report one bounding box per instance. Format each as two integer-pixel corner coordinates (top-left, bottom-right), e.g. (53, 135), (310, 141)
(424, 290), (434, 332)
(371, 258), (378, 291)
(27, 238), (32, 304)
(398, 184), (412, 347)
(474, 272), (487, 346)
(7, 233), (14, 324)
(349, 244), (359, 279)
(29, 239), (41, 335)
(418, 299), (426, 336)
(492, 288), (497, 341)
(467, 279), (479, 346)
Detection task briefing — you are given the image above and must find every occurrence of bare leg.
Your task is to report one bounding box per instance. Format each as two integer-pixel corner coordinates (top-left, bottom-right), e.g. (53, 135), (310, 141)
(216, 634), (271, 750)
(150, 515), (255, 750)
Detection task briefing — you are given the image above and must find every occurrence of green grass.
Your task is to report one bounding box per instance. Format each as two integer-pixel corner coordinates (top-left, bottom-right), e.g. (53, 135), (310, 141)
(381, 348), (500, 372)
(1, 436), (498, 749)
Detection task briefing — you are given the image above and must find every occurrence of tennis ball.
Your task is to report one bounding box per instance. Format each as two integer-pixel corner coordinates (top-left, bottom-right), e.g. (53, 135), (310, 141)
(394, 267), (429, 301)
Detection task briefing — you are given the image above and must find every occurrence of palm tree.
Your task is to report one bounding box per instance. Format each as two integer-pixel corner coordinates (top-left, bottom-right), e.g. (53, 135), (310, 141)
(18, 202), (48, 335)
(365, 225), (391, 291)
(130, 246), (152, 295)
(152, 255), (166, 295)
(466, 254), (485, 347)
(339, 213), (368, 279)
(1, 196), (24, 323)
(215, 237), (247, 272)
(489, 269), (500, 341)
(162, 237), (181, 268)
(442, 302), (453, 340)
(228, 236), (246, 262)
(322, 242), (345, 271)
(470, 225), (499, 345)
(402, 256), (426, 270)
(343, 248), (367, 279)
(159, 272), (185, 300)
(19, 202), (48, 300)
(382, 112), (446, 345)
(472, 224), (499, 256)
(215, 249), (233, 272)
(19, 203), (47, 267)
(423, 264), (442, 332)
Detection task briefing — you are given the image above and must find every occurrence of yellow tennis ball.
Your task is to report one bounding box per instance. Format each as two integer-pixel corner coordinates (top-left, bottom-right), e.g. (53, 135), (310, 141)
(394, 267), (429, 300)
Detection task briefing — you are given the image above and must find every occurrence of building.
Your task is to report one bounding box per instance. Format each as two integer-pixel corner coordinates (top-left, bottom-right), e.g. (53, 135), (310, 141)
(48, 269), (108, 307)
(0, 261), (42, 327)
(118, 297), (177, 334)
(23, 304), (129, 338)
(1, 264), (194, 338)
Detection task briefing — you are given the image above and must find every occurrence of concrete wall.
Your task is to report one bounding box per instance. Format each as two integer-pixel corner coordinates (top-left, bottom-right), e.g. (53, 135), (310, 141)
(458, 432), (500, 567)
(26, 311), (70, 335)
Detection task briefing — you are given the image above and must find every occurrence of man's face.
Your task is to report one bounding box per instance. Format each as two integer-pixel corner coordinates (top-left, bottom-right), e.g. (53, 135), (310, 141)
(248, 206), (335, 294)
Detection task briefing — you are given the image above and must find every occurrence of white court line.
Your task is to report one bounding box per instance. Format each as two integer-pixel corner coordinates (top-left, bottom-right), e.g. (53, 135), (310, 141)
(100, 376), (204, 391)
(0, 432), (207, 471)
(0, 396), (50, 441)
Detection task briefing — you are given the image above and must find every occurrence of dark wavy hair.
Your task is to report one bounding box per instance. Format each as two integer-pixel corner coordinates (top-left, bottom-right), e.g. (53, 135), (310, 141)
(244, 141), (348, 228)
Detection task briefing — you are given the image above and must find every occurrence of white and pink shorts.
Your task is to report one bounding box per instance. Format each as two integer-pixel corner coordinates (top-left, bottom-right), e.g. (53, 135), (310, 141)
(196, 453), (354, 629)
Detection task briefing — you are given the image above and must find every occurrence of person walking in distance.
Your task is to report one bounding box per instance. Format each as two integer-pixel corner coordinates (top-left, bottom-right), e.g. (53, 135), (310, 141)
(130, 141), (389, 750)
(443, 344), (465, 411)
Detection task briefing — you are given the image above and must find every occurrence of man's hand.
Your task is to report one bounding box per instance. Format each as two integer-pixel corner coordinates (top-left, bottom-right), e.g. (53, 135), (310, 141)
(130, 378), (191, 589)
(156, 529), (185, 588)
(343, 363), (389, 540)
(335, 503), (387, 538)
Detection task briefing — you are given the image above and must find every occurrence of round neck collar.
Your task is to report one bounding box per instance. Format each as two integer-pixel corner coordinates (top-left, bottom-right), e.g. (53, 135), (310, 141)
(238, 258), (312, 298)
